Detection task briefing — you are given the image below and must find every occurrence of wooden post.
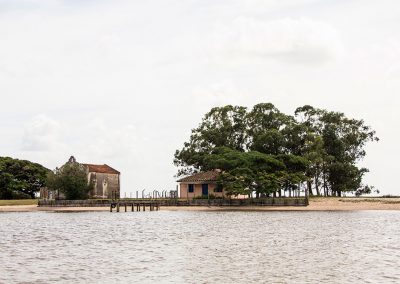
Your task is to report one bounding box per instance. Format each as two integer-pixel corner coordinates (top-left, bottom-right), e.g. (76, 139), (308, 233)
(110, 204), (113, 212)
(125, 204), (127, 212)
(131, 203), (134, 212)
(143, 203), (145, 211)
(117, 203), (120, 212)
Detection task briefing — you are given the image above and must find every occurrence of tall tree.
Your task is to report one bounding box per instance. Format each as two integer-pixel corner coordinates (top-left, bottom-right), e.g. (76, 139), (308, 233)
(295, 105), (379, 196)
(174, 105), (247, 176)
(47, 162), (92, 200)
(246, 103), (292, 155)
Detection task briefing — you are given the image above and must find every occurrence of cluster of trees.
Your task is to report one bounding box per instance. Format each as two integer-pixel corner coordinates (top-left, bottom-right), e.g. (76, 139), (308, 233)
(47, 162), (93, 200)
(0, 157), (49, 199)
(0, 156), (92, 200)
(174, 103), (379, 197)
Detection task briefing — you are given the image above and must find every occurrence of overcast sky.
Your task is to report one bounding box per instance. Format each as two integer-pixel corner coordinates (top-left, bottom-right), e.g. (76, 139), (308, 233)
(1, 0), (399, 195)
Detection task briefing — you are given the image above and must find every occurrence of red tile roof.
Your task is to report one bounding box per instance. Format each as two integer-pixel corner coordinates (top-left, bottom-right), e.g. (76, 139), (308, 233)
(177, 170), (220, 183)
(83, 164), (120, 174)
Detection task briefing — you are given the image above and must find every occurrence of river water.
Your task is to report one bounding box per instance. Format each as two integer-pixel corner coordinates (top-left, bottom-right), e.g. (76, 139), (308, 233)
(0, 210), (399, 283)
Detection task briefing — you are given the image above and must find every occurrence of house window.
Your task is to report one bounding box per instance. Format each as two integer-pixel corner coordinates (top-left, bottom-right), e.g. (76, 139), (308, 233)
(214, 185), (223, 192)
(188, 184), (194, 193)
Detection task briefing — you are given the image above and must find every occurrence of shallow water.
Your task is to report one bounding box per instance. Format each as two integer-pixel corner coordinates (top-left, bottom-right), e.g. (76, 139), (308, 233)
(0, 210), (399, 283)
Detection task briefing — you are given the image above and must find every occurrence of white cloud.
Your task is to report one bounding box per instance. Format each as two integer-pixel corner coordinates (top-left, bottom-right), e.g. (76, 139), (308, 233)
(21, 115), (62, 151)
(82, 118), (138, 160)
(214, 17), (343, 65)
(21, 115), (138, 161)
(193, 81), (246, 108)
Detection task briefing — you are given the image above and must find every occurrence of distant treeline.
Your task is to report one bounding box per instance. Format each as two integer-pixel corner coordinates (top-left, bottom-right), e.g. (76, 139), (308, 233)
(174, 103), (379, 197)
(0, 157), (49, 199)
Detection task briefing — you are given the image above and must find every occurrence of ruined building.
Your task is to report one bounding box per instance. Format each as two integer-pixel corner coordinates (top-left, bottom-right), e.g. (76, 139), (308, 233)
(83, 160), (120, 199)
(41, 156), (120, 199)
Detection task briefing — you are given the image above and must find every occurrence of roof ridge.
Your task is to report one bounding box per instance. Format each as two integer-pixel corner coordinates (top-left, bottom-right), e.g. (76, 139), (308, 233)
(177, 170), (220, 183)
(84, 163), (120, 174)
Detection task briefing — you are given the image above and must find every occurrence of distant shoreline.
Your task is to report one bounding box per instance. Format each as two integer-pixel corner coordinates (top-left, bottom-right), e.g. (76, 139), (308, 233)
(1, 197), (399, 212)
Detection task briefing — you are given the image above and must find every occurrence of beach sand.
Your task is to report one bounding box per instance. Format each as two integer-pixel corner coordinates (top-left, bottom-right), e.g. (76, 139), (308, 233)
(1, 198), (399, 212)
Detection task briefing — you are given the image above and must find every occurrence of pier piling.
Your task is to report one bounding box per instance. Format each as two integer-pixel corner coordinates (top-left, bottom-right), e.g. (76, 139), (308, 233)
(109, 201), (160, 213)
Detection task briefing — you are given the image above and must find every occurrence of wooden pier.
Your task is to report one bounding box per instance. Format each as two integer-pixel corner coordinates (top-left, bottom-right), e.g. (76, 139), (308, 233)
(110, 201), (160, 212)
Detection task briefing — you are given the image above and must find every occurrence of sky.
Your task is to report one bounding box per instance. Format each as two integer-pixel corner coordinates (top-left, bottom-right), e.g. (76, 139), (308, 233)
(0, 0), (399, 196)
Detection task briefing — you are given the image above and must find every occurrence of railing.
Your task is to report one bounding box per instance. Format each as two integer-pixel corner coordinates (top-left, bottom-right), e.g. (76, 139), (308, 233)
(161, 197), (308, 206)
(122, 190), (178, 199)
(38, 197), (308, 207)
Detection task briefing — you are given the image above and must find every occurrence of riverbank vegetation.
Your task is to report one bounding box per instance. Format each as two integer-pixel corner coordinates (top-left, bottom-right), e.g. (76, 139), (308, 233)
(175, 103), (378, 197)
(0, 157), (49, 199)
(0, 199), (38, 206)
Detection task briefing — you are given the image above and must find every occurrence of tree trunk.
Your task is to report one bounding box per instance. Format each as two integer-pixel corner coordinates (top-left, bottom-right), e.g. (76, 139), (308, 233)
(315, 175), (320, 196)
(307, 181), (313, 196)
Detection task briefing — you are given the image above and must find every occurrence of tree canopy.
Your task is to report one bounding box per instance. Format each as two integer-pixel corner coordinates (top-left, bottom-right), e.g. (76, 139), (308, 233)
(47, 161), (92, 200)
(174, 103), (378, 197)
(0, 157), (50, 199)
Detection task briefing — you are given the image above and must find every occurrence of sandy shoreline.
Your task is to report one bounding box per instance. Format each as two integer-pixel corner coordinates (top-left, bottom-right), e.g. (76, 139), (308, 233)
(1, 198), (400, 212)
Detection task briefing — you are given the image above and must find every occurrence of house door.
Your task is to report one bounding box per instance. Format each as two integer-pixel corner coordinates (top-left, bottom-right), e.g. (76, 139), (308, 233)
(202, 184), (209, 196)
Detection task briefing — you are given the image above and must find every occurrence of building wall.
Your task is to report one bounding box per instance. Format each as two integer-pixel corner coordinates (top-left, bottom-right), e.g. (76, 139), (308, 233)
(88, 172), (120, 199)
(40, 187), (66, 200)
(179, 183), (250, 199)
(179, 182), (225, 199)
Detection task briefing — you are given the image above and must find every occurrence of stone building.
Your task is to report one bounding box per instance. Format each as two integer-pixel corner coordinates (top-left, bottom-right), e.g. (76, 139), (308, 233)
(84, 161), (120, 199)
(40, 156), (120, 199)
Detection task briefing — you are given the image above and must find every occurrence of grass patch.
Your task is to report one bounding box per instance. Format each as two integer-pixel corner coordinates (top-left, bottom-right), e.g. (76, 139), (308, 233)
(0, 199), (38, 206)
(338, 198), (400, 204)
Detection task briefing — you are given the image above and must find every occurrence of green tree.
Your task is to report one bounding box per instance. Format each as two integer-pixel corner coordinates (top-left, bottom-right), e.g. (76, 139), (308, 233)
(246, 103), (292, 155)
(0, 157), (49, 199)
(201, 147), (307, 197)
(174, 105), (247, 176)
(295, 105), (379, 196)
(47, 162), (92, 200)
(175, 103), (378, 197)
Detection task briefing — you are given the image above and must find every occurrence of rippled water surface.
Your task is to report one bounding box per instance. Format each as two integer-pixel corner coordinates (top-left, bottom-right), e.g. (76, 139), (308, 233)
(0, 210), (399, 283)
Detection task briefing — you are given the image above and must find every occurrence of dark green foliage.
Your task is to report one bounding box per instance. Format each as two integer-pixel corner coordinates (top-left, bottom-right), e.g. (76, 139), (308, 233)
(355, 185), (379, 197)
(175, 103), (378, 197)
(295, 105), (378, 196)
(47, 162), (92, 200)
(246, 103), (292, 155)
(174, 105), (247, 177)
(0, 157), (49, 199)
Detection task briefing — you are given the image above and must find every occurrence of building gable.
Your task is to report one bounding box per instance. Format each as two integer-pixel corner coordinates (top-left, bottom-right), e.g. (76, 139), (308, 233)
(177, 170), (220, 183)
(83, 164), (120, 175)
